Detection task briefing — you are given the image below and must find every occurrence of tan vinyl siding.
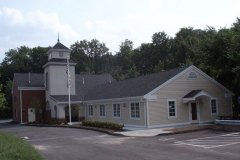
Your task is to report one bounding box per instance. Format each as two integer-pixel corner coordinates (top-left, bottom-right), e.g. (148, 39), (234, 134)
(148, 100), (189, 125)
(86, 101), (145, 126)
(148, 68), (232, 126)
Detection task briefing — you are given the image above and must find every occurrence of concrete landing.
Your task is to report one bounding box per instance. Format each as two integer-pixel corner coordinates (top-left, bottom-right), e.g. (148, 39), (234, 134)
(116, 124), (214, 137)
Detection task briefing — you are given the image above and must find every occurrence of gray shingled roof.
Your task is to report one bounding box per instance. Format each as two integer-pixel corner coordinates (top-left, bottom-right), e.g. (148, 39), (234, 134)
(50, 95), (82, 102)
(52, 42), (70, 50)
(14, 73), (44, 87)
(51, 74), (116, 102)
(14, 67), (187, 102)
(84, 67), (187, 101)
(14, 72), (116, 102)
(183, 90), (202, 98)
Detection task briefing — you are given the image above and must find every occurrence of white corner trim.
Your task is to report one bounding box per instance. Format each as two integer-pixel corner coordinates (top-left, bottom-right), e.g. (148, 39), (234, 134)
(20, 90), (23, 124)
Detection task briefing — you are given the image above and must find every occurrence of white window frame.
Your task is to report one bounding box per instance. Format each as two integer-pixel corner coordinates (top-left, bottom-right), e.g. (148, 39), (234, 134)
(88, 105), (93, 117)
(130, 102), (140, 120)
(210, 98), (218, 115)
(167, 99), (177, 118)
(112, 104), (121, 118)
(99, 104), (106, 117)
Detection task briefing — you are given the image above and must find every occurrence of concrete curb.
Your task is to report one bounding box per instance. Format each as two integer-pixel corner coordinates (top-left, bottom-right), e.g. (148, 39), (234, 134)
(23, 124), (126, 137)
(23, 124), (216, 137)
(158, 126), (214, 136)
(0, 119), (13, 124)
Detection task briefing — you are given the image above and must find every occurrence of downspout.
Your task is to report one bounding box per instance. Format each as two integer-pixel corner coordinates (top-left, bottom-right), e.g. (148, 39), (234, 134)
(145, 99), (149, 128)
(20, 90), (23, 124)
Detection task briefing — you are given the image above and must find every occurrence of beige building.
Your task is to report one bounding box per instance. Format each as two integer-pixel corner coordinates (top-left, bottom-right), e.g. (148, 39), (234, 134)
(13, 41), (233, 128)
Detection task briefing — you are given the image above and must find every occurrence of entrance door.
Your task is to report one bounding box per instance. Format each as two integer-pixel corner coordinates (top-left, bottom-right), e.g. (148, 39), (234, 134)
(191, 103), (197, 121)
(28, 108), (36, 122)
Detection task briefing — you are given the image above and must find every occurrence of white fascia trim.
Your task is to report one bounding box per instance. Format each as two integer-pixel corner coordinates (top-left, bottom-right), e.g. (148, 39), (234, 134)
(84, 96), (144, 104)
(183, 90), (213, 103)
(144, 95), (157, 100)
(194, 90), (212, 98)
(57, 101), (83, 104)
(144, 65), (234, 98)
(191, 65), (234, 96)
(49, 96), (58, 102)
(18, 87), (45, 90)
(144, 66), (193, 98)
(42, 62), (76, 68)
(49, 96), (82, 104)
(47, 48), (71, 55)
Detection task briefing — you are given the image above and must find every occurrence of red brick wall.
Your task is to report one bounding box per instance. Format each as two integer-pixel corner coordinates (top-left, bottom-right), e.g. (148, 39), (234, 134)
(12, 86), (45, 123)
(12, 80), (20, 122)
(21, 90), (45, 123)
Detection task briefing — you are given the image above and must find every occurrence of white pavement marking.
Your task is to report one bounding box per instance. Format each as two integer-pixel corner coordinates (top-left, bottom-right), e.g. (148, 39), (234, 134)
(174, 132), (240, 149)
(159, 138), (175, 141)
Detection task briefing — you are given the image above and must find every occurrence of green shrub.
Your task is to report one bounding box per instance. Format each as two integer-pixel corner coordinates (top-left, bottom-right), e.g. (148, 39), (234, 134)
(82, 120), (124, 130)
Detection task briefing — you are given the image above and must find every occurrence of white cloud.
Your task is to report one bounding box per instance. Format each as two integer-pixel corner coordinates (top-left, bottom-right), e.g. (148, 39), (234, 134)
(26, 10), (78, 40)
(1, 8), (25, 25)
(0, 8), (79, 41)
(83, 20), (134, 52)
(0, 8), (79, 61)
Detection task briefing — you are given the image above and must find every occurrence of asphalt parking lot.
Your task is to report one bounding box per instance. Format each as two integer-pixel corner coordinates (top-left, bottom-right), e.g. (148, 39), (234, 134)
(0, 124), (240, 160)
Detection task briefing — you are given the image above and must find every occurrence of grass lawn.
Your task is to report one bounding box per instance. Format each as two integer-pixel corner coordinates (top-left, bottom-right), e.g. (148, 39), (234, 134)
(0, 132), (43, 160)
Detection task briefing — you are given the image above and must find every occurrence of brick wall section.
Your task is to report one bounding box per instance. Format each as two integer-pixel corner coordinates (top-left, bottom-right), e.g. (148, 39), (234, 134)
(12, 79), (20, 123)
(21, 90), (45, 123)
(12, 83), (46, 123)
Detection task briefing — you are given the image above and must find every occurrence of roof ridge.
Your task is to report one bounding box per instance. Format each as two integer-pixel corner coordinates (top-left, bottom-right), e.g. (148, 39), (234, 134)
(104, 66), (187, 85)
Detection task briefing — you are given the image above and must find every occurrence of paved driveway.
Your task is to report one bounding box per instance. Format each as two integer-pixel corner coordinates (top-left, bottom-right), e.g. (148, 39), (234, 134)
(0, 124), (240, 160)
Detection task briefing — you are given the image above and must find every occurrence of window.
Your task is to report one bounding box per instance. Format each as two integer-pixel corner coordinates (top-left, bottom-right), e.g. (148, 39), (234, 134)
(113, 104), (120, 118)
(168, 100), (176, 118)
(88, 105), (93, 116)
(131, 103), (140, 119)
(188, 72), (197, 79)
(211, 99), (217, 115)
(100, 104), (106, 117)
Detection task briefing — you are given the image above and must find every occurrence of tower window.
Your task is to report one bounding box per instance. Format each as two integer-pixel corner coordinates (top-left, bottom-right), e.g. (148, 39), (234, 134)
(59, 52), (64, 57)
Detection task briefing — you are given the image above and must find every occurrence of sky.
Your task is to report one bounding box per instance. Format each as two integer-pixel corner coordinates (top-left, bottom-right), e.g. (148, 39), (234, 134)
(0, 0), (239, 62)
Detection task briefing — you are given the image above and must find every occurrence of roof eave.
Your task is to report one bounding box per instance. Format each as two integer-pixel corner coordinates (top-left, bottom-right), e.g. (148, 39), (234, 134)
(42, 61), (77, 68)
(84, 96), (144, 103)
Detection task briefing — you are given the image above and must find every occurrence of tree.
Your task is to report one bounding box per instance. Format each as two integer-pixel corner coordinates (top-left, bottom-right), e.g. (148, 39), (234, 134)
(70, 39), (110, 74)
(0, 84), (7, 118)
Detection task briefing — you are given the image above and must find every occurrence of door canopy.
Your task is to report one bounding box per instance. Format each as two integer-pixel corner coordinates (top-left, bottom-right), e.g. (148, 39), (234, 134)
(183, 90), (212, 103)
